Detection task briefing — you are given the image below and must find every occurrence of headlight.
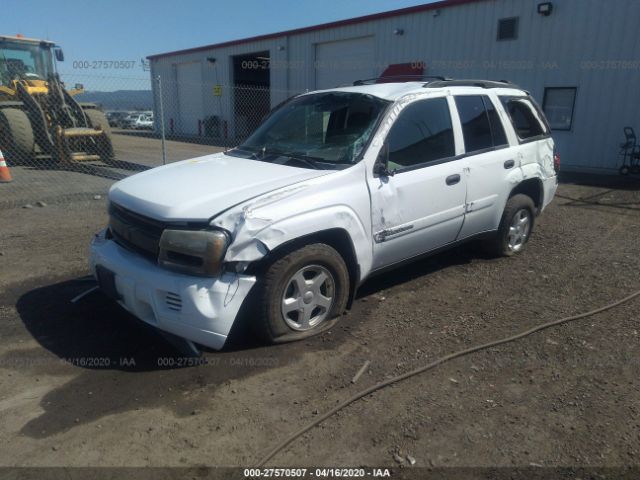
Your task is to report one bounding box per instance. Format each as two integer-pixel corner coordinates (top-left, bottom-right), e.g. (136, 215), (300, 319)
(158, 229), (229, 277)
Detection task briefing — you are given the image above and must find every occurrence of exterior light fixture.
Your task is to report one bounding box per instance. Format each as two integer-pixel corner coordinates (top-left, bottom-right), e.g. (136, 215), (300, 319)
(537, 2), (553, 16)
(393, 28), (404, 36)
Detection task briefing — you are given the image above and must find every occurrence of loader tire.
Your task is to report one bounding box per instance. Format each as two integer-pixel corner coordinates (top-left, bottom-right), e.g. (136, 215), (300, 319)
(0, 108), (35, 161)
(83, 108), (114, 162)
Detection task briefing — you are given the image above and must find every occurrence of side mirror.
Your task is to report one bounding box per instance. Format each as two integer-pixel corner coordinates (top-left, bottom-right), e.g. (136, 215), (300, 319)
(54, 47), (64, 62)
(373, 142), (395, 177)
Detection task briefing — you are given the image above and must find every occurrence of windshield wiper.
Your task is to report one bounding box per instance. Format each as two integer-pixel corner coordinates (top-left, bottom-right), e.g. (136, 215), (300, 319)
(225, 146), (259, 159)
(228, 145), (325, 169)
(264, 149), (324, 169)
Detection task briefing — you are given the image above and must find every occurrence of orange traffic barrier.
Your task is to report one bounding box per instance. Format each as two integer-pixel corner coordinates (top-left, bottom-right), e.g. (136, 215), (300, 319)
(0, 150), (12, 183)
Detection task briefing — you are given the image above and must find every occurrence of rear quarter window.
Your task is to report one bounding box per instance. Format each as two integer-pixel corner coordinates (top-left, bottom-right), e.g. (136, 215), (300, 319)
(499, 96), (550, 142)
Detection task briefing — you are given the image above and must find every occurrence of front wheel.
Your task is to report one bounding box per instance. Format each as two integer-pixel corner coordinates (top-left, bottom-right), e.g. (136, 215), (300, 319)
(255, 243), (350, 344)
(485, 194), (536, 257)
(83, 108), (114, 162)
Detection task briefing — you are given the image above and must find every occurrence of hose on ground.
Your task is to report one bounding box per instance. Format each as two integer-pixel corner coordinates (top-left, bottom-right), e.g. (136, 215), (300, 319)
(256, 289), (640, 466)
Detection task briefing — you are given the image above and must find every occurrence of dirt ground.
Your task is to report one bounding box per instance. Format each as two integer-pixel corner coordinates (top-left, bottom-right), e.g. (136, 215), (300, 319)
(0, 170), (639, 472)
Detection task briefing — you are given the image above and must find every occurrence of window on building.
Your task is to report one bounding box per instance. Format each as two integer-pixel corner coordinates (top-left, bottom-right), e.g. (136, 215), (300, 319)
(497, 17), (519, 41)
(543, 87), (577, 130)
(387, 97), (455, 169)
(455, 95), (509, 153)
(500, 97), (548, 141)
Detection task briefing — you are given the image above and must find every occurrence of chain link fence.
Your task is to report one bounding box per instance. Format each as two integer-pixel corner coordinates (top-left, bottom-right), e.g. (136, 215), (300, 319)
(0, 71), (299, 208)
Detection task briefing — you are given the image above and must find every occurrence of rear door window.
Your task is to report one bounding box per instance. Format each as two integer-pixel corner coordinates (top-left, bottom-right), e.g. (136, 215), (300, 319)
(484, 97), (508, 147)
(454, 95), (493, 153)
(454, 95), (509, 153)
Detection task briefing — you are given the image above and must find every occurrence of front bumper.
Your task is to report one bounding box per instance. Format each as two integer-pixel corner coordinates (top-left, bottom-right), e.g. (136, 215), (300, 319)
(89, 229), (256, 350)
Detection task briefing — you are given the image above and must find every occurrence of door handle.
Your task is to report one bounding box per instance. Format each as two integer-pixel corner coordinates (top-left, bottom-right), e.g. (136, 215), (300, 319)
(504, 159), (515, 169)
(446, 174), (461, 186)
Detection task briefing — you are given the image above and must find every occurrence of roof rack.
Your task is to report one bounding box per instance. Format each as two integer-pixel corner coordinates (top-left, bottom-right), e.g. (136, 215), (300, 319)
(352, 75), (451, 86)
(424, 79), (521, 89)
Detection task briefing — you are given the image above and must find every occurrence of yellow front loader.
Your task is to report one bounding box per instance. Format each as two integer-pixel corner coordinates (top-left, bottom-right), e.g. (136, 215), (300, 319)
(0, 35), (113, 163)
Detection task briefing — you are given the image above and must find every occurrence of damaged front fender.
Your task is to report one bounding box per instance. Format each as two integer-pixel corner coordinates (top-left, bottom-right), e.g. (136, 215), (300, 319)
(210, 167), (374, 280)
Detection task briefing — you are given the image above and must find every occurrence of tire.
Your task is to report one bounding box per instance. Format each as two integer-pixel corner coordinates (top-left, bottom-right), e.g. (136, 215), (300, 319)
(255, 243), (350, 344)
(485, 194), (536, 257)
(83, 108), (114, 161)
(0, 108), (35, 160)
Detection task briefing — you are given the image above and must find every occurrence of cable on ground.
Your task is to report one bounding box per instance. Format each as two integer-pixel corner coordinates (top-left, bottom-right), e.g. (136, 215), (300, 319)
(257, 289), (640, 466)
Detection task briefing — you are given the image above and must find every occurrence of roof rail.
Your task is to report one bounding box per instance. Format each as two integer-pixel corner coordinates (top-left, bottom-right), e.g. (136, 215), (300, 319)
(353, 75), (451, 86)
(424, 79), (521, 89)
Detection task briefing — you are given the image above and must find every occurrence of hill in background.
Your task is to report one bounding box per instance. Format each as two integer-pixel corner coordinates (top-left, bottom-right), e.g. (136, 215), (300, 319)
(76, 90), (153, 111)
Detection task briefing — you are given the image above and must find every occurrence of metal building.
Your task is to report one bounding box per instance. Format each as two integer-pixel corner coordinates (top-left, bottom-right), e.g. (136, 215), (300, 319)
(147, 0), (640, 173)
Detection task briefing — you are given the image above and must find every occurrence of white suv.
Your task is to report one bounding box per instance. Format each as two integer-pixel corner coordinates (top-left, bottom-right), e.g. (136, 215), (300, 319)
(90, 79), (558, 353)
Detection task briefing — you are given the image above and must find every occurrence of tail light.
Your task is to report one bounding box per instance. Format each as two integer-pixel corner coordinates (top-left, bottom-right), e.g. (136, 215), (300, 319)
(553, 149), (561, 173)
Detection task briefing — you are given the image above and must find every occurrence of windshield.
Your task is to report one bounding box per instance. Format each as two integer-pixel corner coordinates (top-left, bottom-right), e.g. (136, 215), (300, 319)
(227, 92), (389, 168)
(0, 40), (54, 86)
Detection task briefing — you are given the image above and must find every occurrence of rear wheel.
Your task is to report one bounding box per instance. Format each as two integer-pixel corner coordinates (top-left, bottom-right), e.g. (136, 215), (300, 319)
(484, 194), (535, 257)
(255, 243), (350, 344)
(0, 108), (35, 161)
(83, 108), (114, 162)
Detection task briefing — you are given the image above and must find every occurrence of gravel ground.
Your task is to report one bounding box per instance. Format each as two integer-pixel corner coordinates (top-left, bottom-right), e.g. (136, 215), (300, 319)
(0, 178), (639, 471)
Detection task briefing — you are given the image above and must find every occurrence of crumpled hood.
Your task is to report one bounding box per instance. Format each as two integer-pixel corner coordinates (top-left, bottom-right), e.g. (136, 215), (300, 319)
(108, 153), (330, 221)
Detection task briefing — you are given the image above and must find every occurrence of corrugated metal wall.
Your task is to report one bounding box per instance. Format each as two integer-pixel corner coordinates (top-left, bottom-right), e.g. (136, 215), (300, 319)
(150, 0), (640, 172)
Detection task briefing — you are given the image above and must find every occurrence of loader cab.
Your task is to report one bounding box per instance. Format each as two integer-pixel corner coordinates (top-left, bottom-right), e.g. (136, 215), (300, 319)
(0, 36), (57, 88)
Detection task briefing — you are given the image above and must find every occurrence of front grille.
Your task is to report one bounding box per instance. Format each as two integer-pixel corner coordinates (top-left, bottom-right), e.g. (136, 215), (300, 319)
(108, 203), (166, 260)
(108, 203), (210, 261)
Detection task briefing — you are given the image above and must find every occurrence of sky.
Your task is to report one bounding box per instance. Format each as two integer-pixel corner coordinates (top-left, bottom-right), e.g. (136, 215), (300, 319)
(6, 0), (436, 90)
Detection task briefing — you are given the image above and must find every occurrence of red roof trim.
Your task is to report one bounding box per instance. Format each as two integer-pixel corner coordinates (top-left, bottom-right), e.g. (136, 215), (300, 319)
(377, 63), (425, 83)
(148, 0), (487, 60)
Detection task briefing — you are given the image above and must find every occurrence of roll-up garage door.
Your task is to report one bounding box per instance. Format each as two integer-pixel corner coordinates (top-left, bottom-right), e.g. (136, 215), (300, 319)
(315, 37), (375, 89)
(176, 61), (203, 135)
